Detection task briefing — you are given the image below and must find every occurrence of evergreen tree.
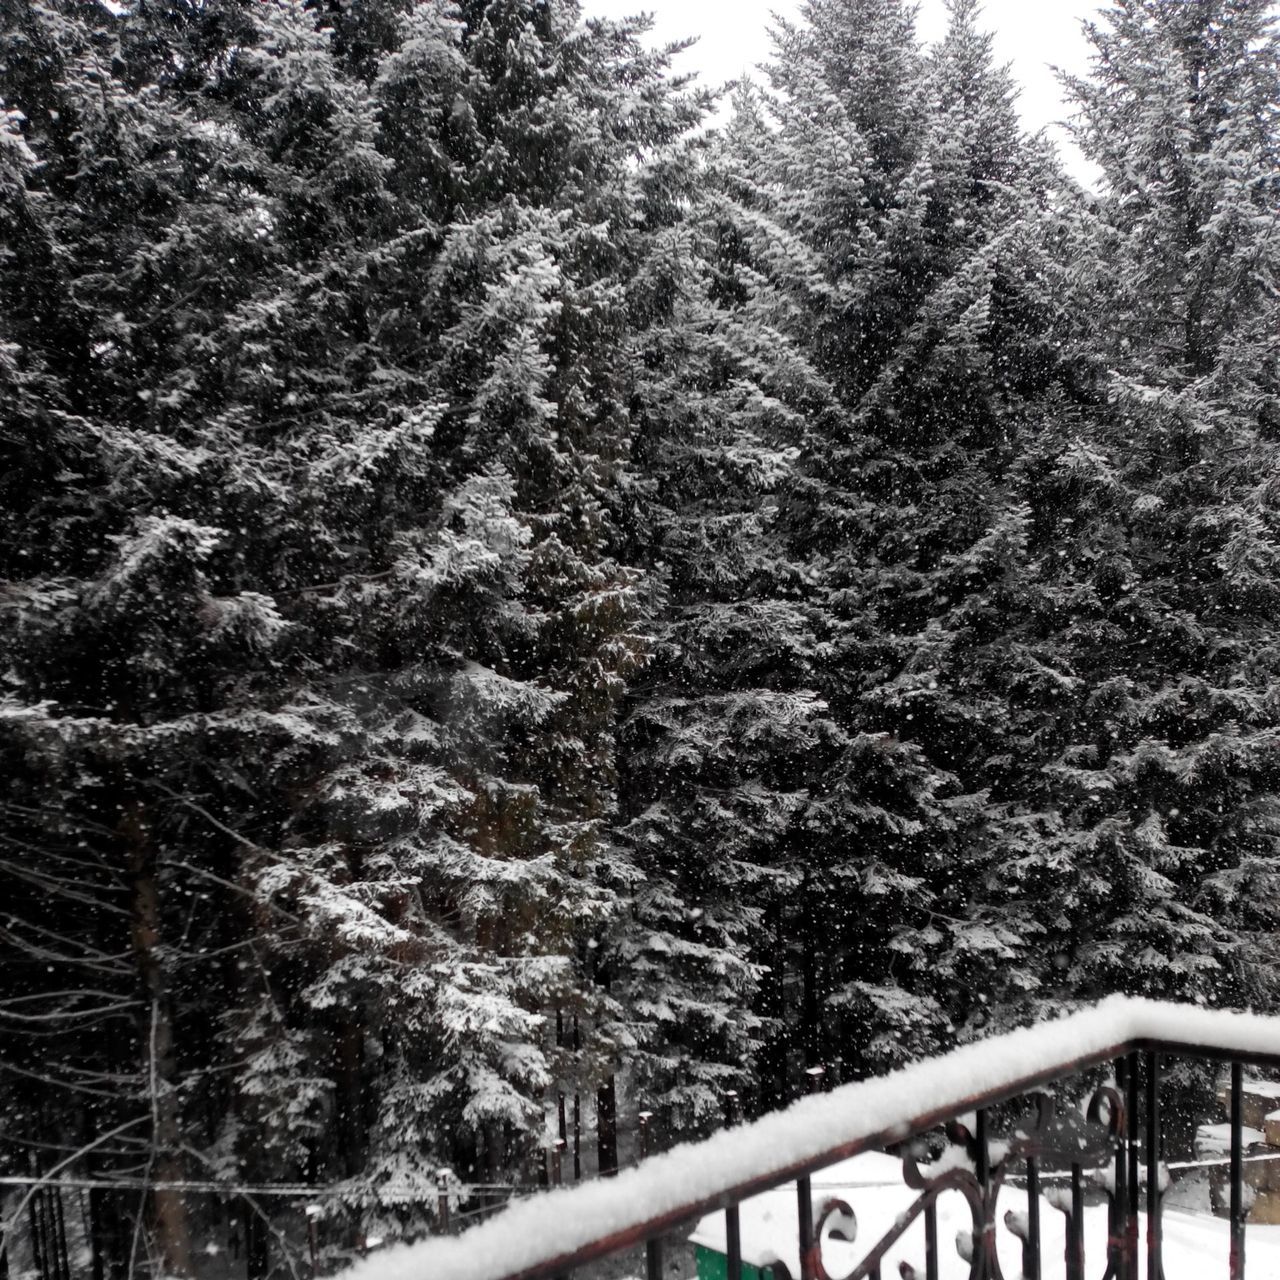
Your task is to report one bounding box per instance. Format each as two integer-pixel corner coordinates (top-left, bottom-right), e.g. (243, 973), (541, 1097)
(1003, 0), (1280, 1010)
(909, 0), (1280, 1032)
(742, 0), (1095, 1065)
(0, 0), (706, 1262)
(614, 82), (845, 1126)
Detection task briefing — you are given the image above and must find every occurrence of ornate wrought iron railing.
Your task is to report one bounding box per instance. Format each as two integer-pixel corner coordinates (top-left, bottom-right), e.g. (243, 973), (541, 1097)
(363, 999), (1280, 1280)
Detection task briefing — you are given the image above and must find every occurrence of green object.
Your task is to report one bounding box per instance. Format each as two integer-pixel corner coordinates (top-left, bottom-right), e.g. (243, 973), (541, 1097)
(694, 1243), (770, 1280)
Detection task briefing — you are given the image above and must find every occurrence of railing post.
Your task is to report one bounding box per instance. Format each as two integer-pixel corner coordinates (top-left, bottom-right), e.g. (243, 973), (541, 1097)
(1126, 1051), (1140, 1280)
(975, 1107), (990, 1190)
(1067, 1160), (1084, 1280)
(797, 1175), (815, 1280)
(925, 1197), (939, 1280)
(975, 1107), (994, 1279)
(645, 1239), (663, 1280)
(1145, 1051), (1161, 1280)
(1113, 1056), (1128, 1279)
(797, 1065), (824, 1279)
(1231, 1060), (1245, 1280)
(1025, 1156), (1041, 1280)
(726, 1203), (743, 1280)
(722, 1088), (742, 1280)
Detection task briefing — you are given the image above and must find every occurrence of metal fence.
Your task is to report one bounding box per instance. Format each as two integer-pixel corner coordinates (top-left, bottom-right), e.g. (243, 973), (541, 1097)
(387, 999), (1280, 1280)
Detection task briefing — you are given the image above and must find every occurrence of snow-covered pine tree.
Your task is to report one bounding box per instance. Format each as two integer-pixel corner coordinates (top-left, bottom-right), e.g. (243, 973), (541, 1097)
(0, 0), (301, 1267)
(612, 81), (849, 1127)
(1003, 0), (1280, 1011)
(918, 0), (1280, 1034)
(329, 0), (711, 1200)
(823, 0), (1108, 1042)
(0, 0), (709, 1262)
(739, 0), (1099, 1067)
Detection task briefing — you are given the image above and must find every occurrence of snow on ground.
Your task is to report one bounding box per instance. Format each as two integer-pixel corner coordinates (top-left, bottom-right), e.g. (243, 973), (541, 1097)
(689, 1151), (1280, 1280)
(342, 997), (1280, 1280)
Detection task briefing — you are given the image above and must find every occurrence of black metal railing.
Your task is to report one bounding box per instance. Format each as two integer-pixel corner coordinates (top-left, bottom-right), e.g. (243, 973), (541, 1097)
(387, 1000), (1280, 1280)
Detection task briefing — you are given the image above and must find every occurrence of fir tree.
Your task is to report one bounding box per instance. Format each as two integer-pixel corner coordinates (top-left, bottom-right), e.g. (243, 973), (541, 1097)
(743, 0), (1094, 1064)
(1009, 0), (1280, 1010)
(614, 82), (845, 1125)
(0, 0), (708, 1262)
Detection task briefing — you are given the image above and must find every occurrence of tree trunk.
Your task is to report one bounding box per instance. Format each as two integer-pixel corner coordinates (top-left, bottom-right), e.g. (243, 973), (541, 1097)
(245, 1200), (270, 1280)
(27, 1160), (48, 1280)
(125, 807), (194, 1279)
(49, 1187), (70, 1280)
(771, 901), (789, 1108)
(334, 1020), (366, 1179)
(89, 1187), (127, 1280)
(800, 886), (820, 1070)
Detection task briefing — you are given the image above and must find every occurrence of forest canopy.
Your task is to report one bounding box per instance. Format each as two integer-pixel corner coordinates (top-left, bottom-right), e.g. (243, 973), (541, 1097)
(2, 0), (1279, 1272)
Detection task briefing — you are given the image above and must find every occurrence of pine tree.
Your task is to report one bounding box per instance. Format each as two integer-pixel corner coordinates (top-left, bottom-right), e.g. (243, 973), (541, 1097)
(735, 0), (1099, 1065)
(613, 81), (847, 1126)
(0, 0), (709, 1262)
(1005, 0), (1280, 1011)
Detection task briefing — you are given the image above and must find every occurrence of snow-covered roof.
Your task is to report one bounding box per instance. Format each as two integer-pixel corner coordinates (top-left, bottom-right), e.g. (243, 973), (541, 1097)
(1232, 1080), (1280, 1100)
(341, 997), (1280, 1280)
(1195, 1123), (1266, 1157)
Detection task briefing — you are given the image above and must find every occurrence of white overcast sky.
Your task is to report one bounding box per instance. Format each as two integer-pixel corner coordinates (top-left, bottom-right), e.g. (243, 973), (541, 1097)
(583, 0), (1103, 177)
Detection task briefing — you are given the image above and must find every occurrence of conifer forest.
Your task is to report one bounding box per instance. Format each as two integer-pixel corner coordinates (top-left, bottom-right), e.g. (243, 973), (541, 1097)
(3, 0), (1280, 1273)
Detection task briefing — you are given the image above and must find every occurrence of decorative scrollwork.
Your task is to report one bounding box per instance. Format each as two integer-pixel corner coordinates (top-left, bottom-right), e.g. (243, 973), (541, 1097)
(808, 1198), (858, 1280)
(790, 1088), (1127, 1280)
(1034, 1086), (1128, 1280)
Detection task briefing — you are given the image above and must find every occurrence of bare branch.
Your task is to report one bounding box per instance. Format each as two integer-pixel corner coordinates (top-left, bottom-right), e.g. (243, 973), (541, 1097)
(0, 1116), (150, 1252)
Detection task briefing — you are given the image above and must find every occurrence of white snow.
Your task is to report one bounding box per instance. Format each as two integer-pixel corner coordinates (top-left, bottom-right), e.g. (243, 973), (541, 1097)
(1195, 1124), (1265, 1158)
(688, 1151), (1280, 1280)
(1237, 1082), (1280, 1100)
(339, 997), (1280, 1280)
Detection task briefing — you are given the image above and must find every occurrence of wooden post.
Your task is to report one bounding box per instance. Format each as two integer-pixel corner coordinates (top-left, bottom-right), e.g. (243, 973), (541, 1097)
(724, 1090), (741, 1128)
(638, 1111), (653, 1161)
(597, 1077), (618, 1177)
(305, 1206), (321, 1277)
(573, 1093), (582, 1180)
(436, 1170), (451, 1234)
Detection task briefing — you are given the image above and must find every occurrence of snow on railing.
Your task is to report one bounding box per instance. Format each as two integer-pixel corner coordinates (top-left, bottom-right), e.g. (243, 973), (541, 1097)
(342, 996), (1280, 1280)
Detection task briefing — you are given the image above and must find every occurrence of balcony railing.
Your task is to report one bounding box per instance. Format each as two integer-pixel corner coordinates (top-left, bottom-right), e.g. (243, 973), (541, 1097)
(353, 997), (1280, 1280)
